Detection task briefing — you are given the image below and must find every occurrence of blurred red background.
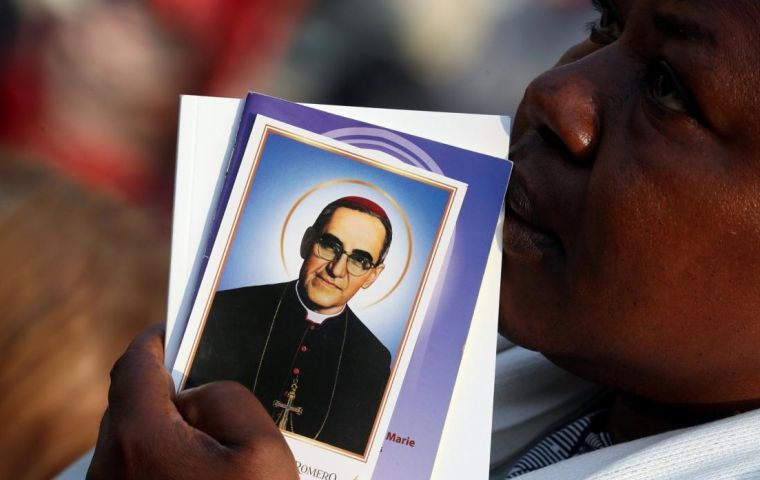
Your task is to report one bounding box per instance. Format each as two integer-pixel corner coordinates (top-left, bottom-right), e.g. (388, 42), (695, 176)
(0, 1), (593, 477)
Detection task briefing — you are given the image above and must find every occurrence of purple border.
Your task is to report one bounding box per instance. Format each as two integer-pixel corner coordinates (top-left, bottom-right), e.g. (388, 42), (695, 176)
(193, 93), (511, 478)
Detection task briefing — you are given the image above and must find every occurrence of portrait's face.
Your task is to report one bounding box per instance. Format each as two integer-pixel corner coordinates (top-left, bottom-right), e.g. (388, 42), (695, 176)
(501, 0), (760, 404)
(299, 207), (386, 314)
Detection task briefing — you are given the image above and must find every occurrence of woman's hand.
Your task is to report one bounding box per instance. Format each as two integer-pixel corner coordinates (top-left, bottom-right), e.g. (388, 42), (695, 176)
(87, 326), (298, 480)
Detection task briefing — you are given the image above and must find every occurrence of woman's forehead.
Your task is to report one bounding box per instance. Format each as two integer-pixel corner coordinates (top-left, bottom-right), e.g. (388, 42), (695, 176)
(628, 0), (760, 30)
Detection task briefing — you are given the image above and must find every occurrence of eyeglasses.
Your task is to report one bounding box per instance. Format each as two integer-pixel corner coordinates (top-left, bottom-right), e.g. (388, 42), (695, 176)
(314, 233), (378, 276)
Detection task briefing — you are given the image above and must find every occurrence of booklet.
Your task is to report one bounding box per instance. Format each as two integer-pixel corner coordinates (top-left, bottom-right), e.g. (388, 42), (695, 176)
(166, 93), (511, 479)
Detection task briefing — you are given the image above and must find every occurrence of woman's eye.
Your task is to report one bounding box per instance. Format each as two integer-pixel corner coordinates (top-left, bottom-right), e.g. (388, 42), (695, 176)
(587, 0), (623, 44)
(646, 61), (695, 116)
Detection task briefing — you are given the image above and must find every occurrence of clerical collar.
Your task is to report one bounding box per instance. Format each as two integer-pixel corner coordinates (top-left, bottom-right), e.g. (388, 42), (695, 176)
(294, 281), (345, 325)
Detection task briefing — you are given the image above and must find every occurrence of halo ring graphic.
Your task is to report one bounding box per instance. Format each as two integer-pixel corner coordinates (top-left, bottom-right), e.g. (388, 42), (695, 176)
(321, 127), (444, 175)
(280, 179), (412, 308)
(320, 126), (456, 268)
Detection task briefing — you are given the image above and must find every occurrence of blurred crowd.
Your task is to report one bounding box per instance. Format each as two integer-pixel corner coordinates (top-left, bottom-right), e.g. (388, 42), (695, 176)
(0, 0), (593, 478)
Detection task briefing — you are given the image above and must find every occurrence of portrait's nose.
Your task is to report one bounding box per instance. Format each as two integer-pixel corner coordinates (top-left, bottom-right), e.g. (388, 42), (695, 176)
(516, 56), (603, 165)
(328, 253), (349, 278)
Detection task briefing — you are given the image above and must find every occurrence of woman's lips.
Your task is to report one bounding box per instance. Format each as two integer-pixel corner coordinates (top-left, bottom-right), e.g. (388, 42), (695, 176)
(503, 180), (563, 262)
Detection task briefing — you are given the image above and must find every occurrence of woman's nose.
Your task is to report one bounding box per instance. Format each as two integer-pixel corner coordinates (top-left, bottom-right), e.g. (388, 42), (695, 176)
(516, 57), (604, 165)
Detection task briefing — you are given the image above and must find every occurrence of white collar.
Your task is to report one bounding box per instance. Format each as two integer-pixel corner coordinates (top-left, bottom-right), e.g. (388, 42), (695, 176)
(294, 281), (345, 325)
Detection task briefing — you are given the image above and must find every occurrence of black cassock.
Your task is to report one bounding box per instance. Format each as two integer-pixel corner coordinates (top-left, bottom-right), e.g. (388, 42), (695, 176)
(186, 281), (391, 455)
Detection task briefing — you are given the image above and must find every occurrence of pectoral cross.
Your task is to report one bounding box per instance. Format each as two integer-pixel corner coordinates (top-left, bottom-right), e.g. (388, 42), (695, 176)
(273, 378), (303, 430)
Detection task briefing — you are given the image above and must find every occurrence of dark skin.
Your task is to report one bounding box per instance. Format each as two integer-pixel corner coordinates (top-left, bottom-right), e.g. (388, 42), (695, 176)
(86, 326), (298, 480)
(501, 0), (760, 442)
(90, 0), (760, 474)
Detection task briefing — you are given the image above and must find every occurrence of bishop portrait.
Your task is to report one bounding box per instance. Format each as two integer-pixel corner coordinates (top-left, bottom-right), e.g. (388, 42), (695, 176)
(186, 196), (393, 455)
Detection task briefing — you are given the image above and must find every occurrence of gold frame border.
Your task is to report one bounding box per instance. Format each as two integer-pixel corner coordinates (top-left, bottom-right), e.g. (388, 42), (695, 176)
(178, 123), (459, 463)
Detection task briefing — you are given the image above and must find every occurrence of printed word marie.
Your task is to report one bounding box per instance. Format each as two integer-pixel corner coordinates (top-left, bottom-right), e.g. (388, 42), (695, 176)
(385, 431), (416, 447)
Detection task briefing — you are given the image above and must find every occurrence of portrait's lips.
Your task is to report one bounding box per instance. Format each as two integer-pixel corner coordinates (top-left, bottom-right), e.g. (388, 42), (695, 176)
(316, 274), (342, 291)
(503, 173), (563, 262)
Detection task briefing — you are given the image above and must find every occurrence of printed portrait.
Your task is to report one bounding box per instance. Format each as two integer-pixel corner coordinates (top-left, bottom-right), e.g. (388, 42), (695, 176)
(173, 120), (465, 458)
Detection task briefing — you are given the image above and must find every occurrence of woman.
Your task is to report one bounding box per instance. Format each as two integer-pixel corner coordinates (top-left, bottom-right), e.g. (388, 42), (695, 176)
(87, 0), (760, 478)
(493, 0), (760, 477)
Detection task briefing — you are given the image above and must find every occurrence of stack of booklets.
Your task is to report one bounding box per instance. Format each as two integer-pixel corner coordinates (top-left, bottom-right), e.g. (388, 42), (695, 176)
(165, 92), (512, 479)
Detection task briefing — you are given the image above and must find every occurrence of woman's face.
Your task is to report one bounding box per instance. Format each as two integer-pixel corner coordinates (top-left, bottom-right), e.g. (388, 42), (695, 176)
(501, 0), (760, 404)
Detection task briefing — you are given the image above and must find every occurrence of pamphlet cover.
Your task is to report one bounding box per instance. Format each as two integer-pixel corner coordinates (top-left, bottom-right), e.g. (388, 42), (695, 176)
(168, 93), (511, 479)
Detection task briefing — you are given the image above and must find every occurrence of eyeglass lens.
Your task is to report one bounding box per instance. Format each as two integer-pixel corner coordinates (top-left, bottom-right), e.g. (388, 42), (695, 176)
(316, 235), (373, 275)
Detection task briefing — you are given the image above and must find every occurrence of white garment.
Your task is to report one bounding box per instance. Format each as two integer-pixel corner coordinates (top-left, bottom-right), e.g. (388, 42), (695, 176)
(491, 342), (760, 479)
